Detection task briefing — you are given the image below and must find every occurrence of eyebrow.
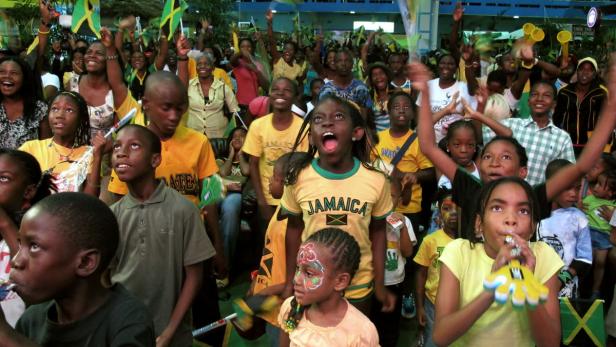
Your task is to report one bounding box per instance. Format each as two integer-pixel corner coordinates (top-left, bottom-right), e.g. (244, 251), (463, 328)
(488, 198), (530, 207)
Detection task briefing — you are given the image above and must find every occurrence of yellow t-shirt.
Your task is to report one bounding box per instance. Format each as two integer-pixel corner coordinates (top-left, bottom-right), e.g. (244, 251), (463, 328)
(253, 205), (287, 326)
(277, 296), (379, 347)
(375, 129), (433, 213)
(188, 58), (232, 89)
(115, 92), (146, 126)
(280, 158), (393, 299)
(241, 113), (308, 205)
(272, 59), (304, 82)
(439, 239), (564, 347)
(413, 229), (454, 304)
(107, 125), (218, 206)
(19, 138), (91, 192)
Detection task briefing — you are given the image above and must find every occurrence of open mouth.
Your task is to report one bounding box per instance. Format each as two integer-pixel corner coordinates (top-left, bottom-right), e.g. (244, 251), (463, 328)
(1, 81), (14, 87)
(321, 132), (338, 152)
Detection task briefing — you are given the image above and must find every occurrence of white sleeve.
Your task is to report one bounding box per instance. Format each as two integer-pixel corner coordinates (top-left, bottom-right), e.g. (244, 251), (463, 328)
(404, 216), (417, 245)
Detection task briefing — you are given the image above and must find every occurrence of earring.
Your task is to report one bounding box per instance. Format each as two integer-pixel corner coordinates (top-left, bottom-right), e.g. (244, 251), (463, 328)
(352, 137), (357, 142)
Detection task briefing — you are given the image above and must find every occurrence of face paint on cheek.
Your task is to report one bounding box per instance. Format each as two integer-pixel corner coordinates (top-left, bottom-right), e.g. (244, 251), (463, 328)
(296, 243), (326, 291)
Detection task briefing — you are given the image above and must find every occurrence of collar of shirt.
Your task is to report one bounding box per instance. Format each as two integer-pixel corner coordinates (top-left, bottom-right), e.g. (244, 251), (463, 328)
(523, 117), (556, 131)
(124, 180), (168, 208)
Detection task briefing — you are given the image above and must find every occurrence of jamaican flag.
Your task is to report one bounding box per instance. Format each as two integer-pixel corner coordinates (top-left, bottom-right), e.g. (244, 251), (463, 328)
(71, 0), (101, 39)
(560, 298), (606, 347)
(160, 0), (188, 40)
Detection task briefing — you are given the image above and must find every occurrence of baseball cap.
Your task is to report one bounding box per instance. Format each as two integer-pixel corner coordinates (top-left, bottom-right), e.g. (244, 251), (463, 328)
(577, 57), (598, 71)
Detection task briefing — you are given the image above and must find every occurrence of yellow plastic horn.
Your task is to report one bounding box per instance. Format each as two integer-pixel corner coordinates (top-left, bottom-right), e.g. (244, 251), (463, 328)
(557, 30), (572, 58)
(523, 23), (536, 39)
(529, 28), (545, 43)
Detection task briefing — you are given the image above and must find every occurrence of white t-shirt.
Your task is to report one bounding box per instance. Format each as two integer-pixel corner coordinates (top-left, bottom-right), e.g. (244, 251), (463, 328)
(385, 215), (417, 285)
(0, 240), (25, 327)
(438, 163), (479, 190)
(41, 72), (60, 89)
(417, 78), (477, 143)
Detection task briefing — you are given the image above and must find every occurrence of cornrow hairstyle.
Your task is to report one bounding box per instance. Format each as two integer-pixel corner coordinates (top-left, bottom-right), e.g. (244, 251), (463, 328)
(284, 228), (361, 332)
(0, 56), (44, 123)
(471, 177), (540, 244)
(481, 136), (528, 168)
(285, 94), (383, 185)
(50, 91), (91, 147)
(444, 119), (479, 160)
(0, 149), (56, 210)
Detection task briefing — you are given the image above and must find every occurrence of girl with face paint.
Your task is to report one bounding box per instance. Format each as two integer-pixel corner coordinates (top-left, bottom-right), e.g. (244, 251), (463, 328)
(279, 228), (380, 347)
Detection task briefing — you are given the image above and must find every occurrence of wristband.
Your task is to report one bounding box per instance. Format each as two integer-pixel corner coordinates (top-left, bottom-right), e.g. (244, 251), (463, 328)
(106, 55), (118, 61)
(38, 29), (50, 35)
(520, 58), (538, 70)
(177, 56), (188, 61)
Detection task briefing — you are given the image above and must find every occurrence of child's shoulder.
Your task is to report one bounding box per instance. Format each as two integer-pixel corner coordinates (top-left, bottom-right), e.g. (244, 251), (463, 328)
(552, 206), (588, 221)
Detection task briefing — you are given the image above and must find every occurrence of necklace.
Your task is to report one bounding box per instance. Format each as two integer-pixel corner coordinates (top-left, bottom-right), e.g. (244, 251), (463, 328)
(49, 139), (76, 163)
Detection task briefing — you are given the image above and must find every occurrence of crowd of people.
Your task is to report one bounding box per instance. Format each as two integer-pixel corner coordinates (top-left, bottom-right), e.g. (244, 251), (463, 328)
(1, 1), (616, 346)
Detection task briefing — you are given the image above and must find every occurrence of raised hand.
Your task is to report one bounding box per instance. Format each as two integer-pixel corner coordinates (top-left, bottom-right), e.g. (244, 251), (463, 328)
(265, 9), (274, 23)
(407, 62), (432, 92)
(453, 2), (464, 22)
(100, 27), (113, 49)
(176, 35), (190, 57)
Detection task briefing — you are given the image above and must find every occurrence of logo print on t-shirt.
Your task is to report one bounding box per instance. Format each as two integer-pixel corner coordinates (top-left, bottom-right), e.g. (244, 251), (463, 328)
(326, 214), (347, 226)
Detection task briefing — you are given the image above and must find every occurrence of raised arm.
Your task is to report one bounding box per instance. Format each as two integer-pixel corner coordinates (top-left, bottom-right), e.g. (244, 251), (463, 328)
(175, 35), (190, 87)
(34, 0), (54, 72)
(449, 2), (463, 64)
(411, 63), (459, 181)
(462, 98), (513, 138)
(361, 32), (377, 74)
(266, 9), (280, 65)
(153, 34), (169, 71)
(546, 55), (616, 200)
(510, 45), (534, 99)
(101, 27), (128, 108)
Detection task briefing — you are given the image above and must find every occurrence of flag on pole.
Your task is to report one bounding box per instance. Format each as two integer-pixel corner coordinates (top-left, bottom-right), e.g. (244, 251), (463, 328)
(160, 0), (188, 40)
(71, 0), (101, 39)
(26, 36), (39, 55)
(396, 0), (418, 57)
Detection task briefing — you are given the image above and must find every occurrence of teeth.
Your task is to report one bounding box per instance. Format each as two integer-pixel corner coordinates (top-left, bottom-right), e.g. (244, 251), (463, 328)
(117, 164), (129, 169)
(323, 132), (334, 137)
(275, 98), (285, 103)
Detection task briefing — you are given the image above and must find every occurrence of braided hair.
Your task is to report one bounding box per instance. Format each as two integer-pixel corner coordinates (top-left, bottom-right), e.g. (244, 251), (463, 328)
(49, 91), (91, 147)
(284, 228), (361, 332)
(285, 94), (382, 185)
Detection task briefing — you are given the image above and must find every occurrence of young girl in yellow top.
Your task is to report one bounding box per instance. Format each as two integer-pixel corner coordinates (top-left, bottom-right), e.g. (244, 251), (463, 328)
(279, 228), (379, 347)
(281, 95), (394, 314)
(434, 177), (563, 347)
(19, 92), (104, 195)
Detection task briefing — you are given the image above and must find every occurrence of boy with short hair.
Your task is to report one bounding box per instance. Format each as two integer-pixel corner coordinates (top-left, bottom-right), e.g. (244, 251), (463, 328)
(0, 193), (155, 346)
(537, 159), (592, 299)
(110, 124), (216, 347)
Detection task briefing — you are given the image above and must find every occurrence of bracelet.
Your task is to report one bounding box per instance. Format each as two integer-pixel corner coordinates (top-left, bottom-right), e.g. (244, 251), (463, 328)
(177, 56), (188, 61)
(38, 29), (50, 35)
(520, 58), (539, 70)
(106, 54), (118, 61)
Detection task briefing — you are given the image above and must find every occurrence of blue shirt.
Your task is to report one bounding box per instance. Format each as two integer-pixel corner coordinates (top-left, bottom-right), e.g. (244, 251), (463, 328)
(319, 79), (373, 109)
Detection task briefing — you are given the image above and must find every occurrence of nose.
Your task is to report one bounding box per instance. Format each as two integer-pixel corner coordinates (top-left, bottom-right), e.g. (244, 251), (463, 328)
(10, 246), (25, 271)
(503, 209), (518, 227)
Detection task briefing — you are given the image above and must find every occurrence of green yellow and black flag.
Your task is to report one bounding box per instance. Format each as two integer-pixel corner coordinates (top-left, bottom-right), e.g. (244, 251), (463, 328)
(560, 298), (606, 347)
(160, 0), (188, 40)
(71, 0), (101, 39)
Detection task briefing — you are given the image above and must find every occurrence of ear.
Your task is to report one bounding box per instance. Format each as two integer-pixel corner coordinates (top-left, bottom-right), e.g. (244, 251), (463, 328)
(151, 153), (162, 169)
(518, 166), (528, 179)
(333, 272), (352, 292)
(21, 184), (36, 210)
(75, 249), (101, 277)
(474, 214), (483, 238)
(141, 96), (149, 112)
(352, 127), (365, 142)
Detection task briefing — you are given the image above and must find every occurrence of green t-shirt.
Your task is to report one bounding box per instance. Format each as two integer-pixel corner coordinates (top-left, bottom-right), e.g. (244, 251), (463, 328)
(583, 194), (616, 233)
(15, 284), (155, 347)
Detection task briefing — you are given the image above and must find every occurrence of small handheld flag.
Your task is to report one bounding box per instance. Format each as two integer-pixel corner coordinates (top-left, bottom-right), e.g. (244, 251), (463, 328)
(160, 0), (188, 40)
(71, 0), (101, 39)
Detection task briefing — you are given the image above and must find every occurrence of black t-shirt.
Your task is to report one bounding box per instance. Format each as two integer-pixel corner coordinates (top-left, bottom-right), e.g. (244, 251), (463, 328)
(452, 167), (549, 239)
(16, 284), (155, 347)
